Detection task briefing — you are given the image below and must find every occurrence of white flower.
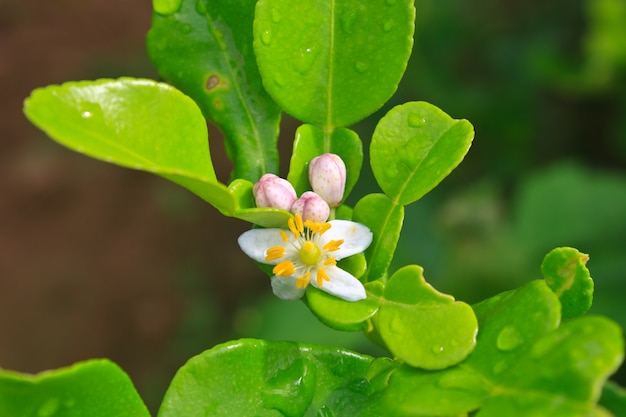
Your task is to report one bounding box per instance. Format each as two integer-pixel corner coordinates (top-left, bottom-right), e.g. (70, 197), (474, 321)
(238, 214), (373, 301)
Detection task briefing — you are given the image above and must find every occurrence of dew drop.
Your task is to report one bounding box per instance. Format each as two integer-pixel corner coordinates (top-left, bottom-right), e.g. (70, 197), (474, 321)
(340, 11), (357, 34)
(37, 398), (60, 417)
(195, 0), (207, 15)
(354, 61), (368, 73)
(273, 73), (285, 87)
(180, 23), (192, 34)
(492, 360), (508, 375)
(317, 405), (335, 417)
(431, 345), (444, 354)
(407, 113), (427, 127)
(81, 111), (92, 119)
(271, 9), (282, 23)
(261, 30), (272, 45)
(294, 47), (319, 75)
(153, 0), (183, 16)
(383, 19), (394, 32)
(496, 325), (524, 351)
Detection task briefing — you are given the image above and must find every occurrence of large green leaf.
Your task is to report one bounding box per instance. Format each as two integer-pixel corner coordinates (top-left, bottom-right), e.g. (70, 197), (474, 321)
(158, 338), (380, 417)
(253, 0), (415, 128)
(23, 78), (291, 228)
(371, 101), (474, 205)
(0, 360), (149, 417)
(148, 0), (281, 181)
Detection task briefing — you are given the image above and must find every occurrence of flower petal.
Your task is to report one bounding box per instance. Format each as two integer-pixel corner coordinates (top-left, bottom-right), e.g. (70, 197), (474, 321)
(238, 229), (286, 264)
(271, 275), (306, 300)
(323, 220), (373, 260)
(312, 266), (366, 301)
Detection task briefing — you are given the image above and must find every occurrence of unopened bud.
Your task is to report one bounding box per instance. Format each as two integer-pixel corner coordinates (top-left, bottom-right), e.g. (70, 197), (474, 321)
(308, 153), (346, 207)
(291, 191), (330, 223)
(253, 174), (297, 211)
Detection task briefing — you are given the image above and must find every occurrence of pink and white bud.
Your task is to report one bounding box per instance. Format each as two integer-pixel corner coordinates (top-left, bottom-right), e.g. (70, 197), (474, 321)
(290, 191), (330, 223)
(308, 153), (346, 207)
(253, 173), (297, 211)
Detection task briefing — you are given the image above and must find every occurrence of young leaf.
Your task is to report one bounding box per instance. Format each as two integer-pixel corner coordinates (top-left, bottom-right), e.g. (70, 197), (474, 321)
(541, 247), (594, 319)
(352, 193), (404, 282)
(148, 0), (281, 181)
(377, 265), (478, 370)
(371, 101), (474, 205)
(287, 124), (363, 200)
(0, 360), (150, 417)
(253, 0), (415, 128)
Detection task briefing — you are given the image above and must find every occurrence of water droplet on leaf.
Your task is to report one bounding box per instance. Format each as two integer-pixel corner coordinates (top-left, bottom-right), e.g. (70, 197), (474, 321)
(496, 325), (524, 351)
(261, 30), (272, 45)
(340, 11), (357, 34)
(383, 20), (394, 32)
(407, 113), (427, 127)
(355, 61), (368, 73)
(271, 9), (282, 23)
(431, 345), (444, 354)
(195, 0), (206, 15)
(153, 0), (183, 15)
(37, 398), (60, 417)
(180, 23), (192, 34)
(273, 73), (285, 87)
(294, 47), (318, 74)
(317, 405), (335, 417)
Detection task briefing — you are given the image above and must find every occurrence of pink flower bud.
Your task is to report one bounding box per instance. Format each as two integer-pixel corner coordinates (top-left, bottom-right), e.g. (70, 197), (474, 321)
(308, 153), (346, 207)
(290, 191), (330, 223)
(253, 174), (297, 211)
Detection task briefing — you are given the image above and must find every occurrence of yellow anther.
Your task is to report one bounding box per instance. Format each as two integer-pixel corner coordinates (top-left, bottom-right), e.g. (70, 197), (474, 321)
(324, 257), (336, 266)
(265, 246), (286, 262)
(295, 214), (304, 233)
(304, 220), (332, 235)
(323, 239), (344, 252)
(273, 260), (295, 277)
(280, 230), (289, 243)
(316, 268), (330, 287)
(296, 272), (311, 288)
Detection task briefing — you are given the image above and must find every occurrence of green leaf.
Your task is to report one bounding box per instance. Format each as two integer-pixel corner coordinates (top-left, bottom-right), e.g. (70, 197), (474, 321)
(353, 193), (404, 282)
(0, 359), (149, 417)
(371, 101), (474, 205)
(306, 280), (383, 331)
(377, 265), (478, 370)
(147, 0), (281, 181)
(253, 0), (415, 128)
(158, 338), (380, 417)
(287, 124), (363, 200)
(600, 381), (626, 416)
(541, 247), (594, 319)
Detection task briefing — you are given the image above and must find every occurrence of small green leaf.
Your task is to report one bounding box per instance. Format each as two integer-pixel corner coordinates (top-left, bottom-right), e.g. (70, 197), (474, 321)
(541, 247), (594, 319)
(148, 0), (281, 181)
(287, 124), (363, 201)
(158, 339), (380, 417)
(253, 0), (415, 128)
(306, 280), (383, 331)
(0, 360), (149, 417)
(371, 101), (474, 205)
(23, 79), (240, 211)
(600, 381), (626, 417)
(377, 265), (478, 370)
(353, 193), (404, 282)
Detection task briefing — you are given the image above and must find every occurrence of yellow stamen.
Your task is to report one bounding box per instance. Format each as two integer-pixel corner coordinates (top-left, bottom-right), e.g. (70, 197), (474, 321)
(324, 257), (336, 266)
(288, 218), (300, 237)
(265, 246), (286, 262)
(304, 220), (332, 235)
(323, 239), (344, 252)
(273, 260), (295, 277)
(279, 230), (289, 242)
(296, 272), (311, 288)
(317, 268), (330, 287)
(295, 214), (304, 234)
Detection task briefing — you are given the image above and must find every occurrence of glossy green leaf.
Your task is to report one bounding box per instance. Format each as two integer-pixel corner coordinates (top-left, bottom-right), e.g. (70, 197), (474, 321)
(378, 280), (624, 416)
(371, 101), (474, 205)
(377, 265), (478, 370)
(541, 247), (594, 319)
(0, 360), (149, 417)
(306, 280), (383, 331)
(158, 338), (381, 417)
(253, 0), (415, 128)
(148, 0), (281, 181)
(287, 124), (363, 201)
(353, 193), (404, 282)
(600, 381), (626, 416)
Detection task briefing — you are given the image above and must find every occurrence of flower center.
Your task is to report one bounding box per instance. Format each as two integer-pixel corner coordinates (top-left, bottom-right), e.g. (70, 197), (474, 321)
(299, 241), (321, 266)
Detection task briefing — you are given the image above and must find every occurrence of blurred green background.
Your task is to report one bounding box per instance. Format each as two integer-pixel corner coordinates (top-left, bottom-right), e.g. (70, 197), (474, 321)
(0, 0), (624, 413)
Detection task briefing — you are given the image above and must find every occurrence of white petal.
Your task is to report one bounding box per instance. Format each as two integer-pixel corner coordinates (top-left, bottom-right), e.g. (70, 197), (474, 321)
(271, 275), (306, 300)
(238, 229), (287, 264)
(323, 220), (373, 260)
(312, 266), (366, 301)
